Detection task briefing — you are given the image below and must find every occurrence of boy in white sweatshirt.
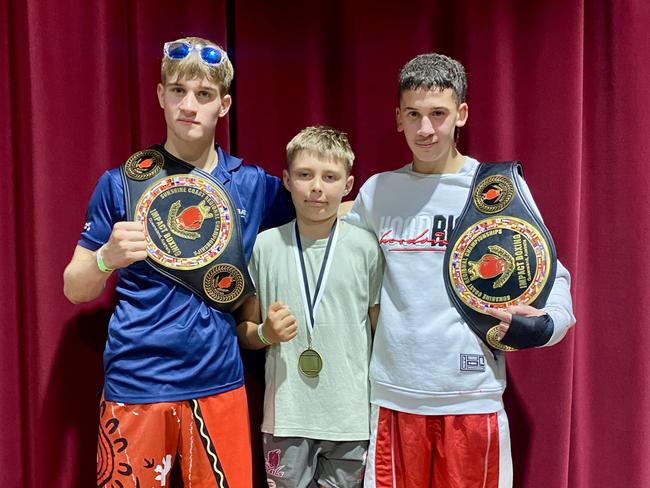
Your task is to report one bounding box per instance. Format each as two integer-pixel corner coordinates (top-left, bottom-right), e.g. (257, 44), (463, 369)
(345, 53), (576, 488)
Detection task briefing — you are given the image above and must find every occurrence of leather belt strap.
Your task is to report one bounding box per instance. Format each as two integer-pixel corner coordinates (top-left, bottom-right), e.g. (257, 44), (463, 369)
(120, 145), (255, 312)
(443, 161), (557, 352)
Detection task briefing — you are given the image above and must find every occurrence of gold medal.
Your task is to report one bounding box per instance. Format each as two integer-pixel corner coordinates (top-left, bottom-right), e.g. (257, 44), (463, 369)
(298, 348), (323, 378)
(293, 220), (338, 380)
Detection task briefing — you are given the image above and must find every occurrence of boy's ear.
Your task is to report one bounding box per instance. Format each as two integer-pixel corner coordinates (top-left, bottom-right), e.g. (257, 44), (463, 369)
(395, 107), (404, 132)
(157, 83), (165, 109)
(455, 102), (469, 127)
(218, 94), (232, 117)
(282, 169), (291, 191)
(343, 175), (354, 196)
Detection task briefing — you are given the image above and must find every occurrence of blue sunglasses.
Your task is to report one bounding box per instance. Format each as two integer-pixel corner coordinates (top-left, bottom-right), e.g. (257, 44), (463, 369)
(163, 41), (226, 66)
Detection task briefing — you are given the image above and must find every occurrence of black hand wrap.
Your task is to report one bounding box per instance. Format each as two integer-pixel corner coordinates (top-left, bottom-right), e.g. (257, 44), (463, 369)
(501, 314), (554, 349)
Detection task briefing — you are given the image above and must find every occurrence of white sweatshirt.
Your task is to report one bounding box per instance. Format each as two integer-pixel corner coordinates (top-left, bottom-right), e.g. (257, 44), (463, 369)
(345, 157), (575, 415)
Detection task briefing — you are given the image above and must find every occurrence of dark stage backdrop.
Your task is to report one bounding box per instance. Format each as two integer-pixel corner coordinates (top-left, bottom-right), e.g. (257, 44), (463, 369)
(2, 0), (649, 486)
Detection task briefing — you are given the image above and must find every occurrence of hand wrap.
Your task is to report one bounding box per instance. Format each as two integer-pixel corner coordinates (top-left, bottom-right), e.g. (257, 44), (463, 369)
(501, 313), (554, 349)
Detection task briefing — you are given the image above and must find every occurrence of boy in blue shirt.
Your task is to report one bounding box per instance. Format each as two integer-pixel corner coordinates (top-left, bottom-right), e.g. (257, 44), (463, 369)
(63, 36), (293, 487)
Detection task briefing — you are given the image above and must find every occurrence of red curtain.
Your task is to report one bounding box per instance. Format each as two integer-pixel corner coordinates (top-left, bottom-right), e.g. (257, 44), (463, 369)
(2, 0), (649, 486)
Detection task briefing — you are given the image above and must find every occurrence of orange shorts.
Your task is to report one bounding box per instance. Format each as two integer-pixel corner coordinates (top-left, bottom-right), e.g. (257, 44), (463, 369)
(97, 386), (252, 488)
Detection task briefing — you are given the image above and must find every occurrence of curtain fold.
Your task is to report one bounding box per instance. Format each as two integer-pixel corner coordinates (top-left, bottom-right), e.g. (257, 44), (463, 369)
(2, 1), (648, 486)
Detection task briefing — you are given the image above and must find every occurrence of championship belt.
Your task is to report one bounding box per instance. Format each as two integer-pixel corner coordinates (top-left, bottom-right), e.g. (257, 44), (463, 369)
(443, 162), (557, 352)
(120, 145), (255, 312)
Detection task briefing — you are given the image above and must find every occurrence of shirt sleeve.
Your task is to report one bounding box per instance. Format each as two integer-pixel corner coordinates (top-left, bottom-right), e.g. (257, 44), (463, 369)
(259, 170), (295, 229)
(248, 240), (260, 289)
(541, 259), (576, 347)
(78, 171), (125, 251)
(343, 183), (374, 232)
(368, 242), (385, 307)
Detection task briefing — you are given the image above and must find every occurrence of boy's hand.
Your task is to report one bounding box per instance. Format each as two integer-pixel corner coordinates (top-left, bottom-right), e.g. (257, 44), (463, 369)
(101, 221), (148, 270)
(263, 301), (298, 343)
(485, 304), (546, 342)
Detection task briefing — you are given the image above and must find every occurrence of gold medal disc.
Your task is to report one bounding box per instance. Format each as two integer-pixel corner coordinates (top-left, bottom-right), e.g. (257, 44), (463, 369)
(298, 348), (323, 378)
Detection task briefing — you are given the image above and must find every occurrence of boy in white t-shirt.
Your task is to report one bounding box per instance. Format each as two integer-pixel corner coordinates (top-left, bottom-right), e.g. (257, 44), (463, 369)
(237, 126), (383, 488)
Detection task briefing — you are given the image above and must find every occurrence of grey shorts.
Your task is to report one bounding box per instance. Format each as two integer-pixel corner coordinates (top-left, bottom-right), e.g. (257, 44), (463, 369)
(263, 433), (368, 488)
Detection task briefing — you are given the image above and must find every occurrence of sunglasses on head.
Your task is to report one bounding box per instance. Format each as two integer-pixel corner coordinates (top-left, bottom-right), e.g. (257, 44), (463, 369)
(163, 41), (227, 66)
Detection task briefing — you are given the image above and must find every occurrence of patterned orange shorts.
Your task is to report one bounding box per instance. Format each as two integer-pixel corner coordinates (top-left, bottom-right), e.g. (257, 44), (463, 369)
(97, 386), (252, 488)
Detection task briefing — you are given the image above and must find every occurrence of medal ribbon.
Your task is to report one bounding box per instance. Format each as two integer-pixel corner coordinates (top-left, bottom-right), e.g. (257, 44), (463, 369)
(292, 219), (339, 347)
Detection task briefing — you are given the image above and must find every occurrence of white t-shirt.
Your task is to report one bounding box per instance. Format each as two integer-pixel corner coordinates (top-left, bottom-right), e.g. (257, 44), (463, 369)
(250, 220), (383, 440)
(345, 156), (576, 415)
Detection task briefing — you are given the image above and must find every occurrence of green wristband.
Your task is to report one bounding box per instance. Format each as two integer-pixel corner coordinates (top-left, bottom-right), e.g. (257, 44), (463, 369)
(257, 323), (271, 346)
(96, 246), (114, 274)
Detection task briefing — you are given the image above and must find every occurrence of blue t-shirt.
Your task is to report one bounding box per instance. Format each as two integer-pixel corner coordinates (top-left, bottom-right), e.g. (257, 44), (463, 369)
(79, 145), (294, 403)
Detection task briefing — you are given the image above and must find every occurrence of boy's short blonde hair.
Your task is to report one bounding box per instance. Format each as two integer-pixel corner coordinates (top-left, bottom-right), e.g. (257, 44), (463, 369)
(286, 126), (355, 174)
(161, 36), (234, 95)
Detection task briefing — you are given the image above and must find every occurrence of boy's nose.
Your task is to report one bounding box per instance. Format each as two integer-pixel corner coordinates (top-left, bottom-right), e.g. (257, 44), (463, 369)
(180, 93), (198, 112)
(417, 117), (435, 136)
(310, 179), (323, 192)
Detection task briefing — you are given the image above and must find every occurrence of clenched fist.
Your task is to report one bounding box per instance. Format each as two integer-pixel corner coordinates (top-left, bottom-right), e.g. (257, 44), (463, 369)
(100, 221), (148, 270)
(261, 301), (298, 344)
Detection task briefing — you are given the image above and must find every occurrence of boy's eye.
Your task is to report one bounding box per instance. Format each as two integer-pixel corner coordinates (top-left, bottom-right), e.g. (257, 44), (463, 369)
(407, 111), (418, 118)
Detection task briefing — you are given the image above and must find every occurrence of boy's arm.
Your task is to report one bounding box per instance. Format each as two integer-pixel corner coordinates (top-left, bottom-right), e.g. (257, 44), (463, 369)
(485, 260), (576, 349)
(368, 304), (380, 332)
(536, 259), (576, 346)
(63, 246), (113, 303)
(367, 238), (385, 333)
(63, 221), (147, 303)
(64, 170), (149, 303)
(236, 298), (298, 350)
(235, 296), (265, 350)
(484, 173), (576, 348)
